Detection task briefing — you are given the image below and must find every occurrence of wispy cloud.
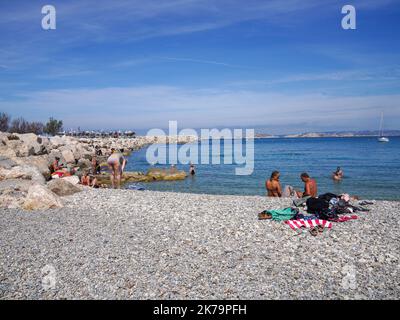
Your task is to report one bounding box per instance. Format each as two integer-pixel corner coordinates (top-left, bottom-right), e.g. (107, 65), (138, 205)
(228, 66), (400, 88)
(2, 85), (399, 132)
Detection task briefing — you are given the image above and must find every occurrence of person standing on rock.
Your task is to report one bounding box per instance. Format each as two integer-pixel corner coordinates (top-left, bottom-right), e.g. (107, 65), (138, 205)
(107, 148), (127, 189)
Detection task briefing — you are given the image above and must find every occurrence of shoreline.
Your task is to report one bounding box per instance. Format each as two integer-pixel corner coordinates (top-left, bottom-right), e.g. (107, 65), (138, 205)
(123, 186), (400, 202)
(1, 187), (399, 299)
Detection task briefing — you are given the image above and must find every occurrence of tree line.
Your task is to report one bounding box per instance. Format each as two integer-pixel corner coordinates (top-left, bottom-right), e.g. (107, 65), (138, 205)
(0, 112), (63, 136)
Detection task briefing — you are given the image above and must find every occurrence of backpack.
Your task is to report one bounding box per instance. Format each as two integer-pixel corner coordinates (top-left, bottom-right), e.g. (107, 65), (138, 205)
(306, 197), (329, 214)
(318, 193), (338, 202)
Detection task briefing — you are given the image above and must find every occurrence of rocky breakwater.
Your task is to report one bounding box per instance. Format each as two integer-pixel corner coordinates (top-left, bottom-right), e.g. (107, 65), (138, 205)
(0, 132), (90, 210)
(0, 132), (197, 210)
(0, 133), (100, 210)
(77, 134), (198, 156)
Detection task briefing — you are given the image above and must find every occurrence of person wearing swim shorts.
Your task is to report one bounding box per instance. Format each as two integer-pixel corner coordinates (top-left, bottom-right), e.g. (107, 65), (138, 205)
(296, 172), (318, 198)
(107, 148), (127, 189)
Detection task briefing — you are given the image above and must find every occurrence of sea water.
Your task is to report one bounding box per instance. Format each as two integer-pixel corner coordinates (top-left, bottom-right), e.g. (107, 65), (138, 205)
(125, 137), (400, 200)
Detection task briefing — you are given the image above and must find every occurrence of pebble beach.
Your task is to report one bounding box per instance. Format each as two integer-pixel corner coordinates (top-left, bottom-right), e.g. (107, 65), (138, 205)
(1, 188), (399, 300)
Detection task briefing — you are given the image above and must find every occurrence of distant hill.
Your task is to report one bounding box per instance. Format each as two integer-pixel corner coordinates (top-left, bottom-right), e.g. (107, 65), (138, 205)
(255, 130), (400, 138)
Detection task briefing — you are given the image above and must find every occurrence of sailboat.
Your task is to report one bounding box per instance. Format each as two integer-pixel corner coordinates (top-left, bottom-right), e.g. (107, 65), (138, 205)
(378, 112), (389, 142)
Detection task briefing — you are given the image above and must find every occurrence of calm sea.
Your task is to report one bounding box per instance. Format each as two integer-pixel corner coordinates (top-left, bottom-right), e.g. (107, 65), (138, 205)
(125, 137), (400, 200)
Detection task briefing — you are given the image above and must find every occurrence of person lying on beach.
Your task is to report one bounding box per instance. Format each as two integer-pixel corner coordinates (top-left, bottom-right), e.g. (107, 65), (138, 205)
(332, 167), (344, 181)
(296, 172), (318, 198)
(107, 148), (127, 189)
(266, 171), (282, 197)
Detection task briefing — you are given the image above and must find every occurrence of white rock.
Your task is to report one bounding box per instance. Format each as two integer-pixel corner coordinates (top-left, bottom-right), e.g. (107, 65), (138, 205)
(22, 184), (63, 210)
(61, 175), (80, 185)
(0, 165), (45, 184)
(61, 149), (75, 164)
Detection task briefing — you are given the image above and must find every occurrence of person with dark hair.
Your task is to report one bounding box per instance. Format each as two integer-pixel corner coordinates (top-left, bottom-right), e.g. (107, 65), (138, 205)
(266, 171), (282, 197)
(51, 157), (61, 173)
(296, 172), (318, 198)
(189, 163), (196, 175)
(332, 166), (344, 181)
(95, 145), (103, 156)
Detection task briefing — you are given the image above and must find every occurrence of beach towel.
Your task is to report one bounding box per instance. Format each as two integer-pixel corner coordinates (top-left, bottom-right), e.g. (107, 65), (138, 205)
(330, 215), (358, 223)
(263, 207), (298, 221)
(285, 219), (332, 231)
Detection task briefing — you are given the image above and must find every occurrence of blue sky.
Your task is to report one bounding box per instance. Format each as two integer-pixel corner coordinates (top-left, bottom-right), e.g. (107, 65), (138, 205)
(0, 0), (399, 134)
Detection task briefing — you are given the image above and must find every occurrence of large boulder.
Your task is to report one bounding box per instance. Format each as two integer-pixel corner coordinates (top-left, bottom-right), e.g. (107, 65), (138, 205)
(47, 179), (82, 196)
(13, 155), (50, 176)
(48, 149), (62, 162)
(77, 158), (91, 170)
(61, 149), (75, 164)
(0, 179), (35, 193)
(49, 136), (65, 148)
(0, 145), (17, 158)
(0, 189), (26, 209)
(0, 165), (45, 184)
(60, 175), (80, 185)
(22, 184), (63, 211)
(0, 156), (17, 169)
(15, 133), (47, 155)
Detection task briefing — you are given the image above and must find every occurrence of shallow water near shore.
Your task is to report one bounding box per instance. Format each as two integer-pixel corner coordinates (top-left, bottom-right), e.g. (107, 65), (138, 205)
(125, 137), (400, 200)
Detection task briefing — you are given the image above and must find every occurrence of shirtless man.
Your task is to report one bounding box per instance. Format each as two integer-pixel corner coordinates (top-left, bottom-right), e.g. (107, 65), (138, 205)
(296, 172), (318, 198)
(107, 148), (127, 189)
(266, 171), (282, 197)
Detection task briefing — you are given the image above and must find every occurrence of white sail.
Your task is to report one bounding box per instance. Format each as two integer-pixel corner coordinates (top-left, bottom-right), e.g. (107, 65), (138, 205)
(378, 112), (389, 142)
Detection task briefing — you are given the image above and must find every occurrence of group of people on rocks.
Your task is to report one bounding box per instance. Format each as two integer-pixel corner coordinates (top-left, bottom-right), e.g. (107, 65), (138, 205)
(48, 147), (197, 190)
(48, 148), (128, 189)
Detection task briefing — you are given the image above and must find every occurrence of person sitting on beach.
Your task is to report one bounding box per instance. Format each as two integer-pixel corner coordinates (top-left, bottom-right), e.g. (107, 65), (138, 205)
(107, 148), (127, 189)
(266, 171), (282, 197)
(296, 172), (318, 198)
(81, 171), (98, 188)
(89, 174), (98, 188)
(332, 167), (344, 181)
(189, 163), (196, 175)
(81, 171), (90, 186)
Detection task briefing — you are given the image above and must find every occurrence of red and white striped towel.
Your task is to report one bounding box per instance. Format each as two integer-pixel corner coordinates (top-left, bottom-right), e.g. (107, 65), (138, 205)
(285, 219), (332, 230)
(331, 215), (358, 223)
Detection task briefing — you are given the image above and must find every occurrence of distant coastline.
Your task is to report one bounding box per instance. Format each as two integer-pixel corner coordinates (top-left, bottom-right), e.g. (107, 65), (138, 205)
(255, 130), (400, 139)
